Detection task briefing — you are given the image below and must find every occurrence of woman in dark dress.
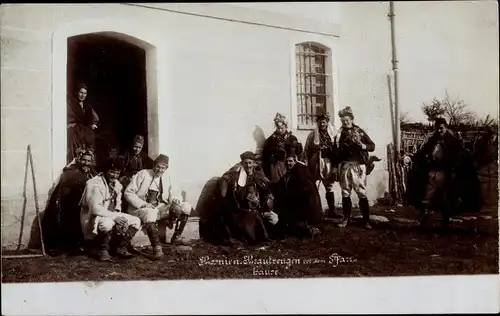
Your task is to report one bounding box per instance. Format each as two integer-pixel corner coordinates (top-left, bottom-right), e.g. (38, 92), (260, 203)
(67, 83), (99, 163)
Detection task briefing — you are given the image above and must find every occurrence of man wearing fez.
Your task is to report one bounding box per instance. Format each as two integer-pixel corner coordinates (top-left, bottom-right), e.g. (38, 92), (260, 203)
(67, 83), (99, 163)
(42, 150), (97, 255)
(124, 154), (192, 259)
(304, 112), (342, 219)
(80, 157), (141, 262)
(120, 135), (154, 188)
(335, 106), (376, 229)
(262, 113), (303, 188)
(273, 144), (323, 239)
(200, 151), (278, 245)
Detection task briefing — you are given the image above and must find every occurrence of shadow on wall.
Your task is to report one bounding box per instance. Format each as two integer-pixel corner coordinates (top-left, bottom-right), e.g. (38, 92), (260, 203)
(253, 125), (266, 156)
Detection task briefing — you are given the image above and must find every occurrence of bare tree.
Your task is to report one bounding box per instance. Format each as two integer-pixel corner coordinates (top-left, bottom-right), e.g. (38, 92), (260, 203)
(421, 98), (445, 124)
(441, 91), (476, 126)
(476, 114), (498, 128)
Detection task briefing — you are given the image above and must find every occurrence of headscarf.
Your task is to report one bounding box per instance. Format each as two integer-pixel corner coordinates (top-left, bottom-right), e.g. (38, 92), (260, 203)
(273, 112), (288, 127)
(76, 83), (88, 91)
(338, 106), (355, 120)
(313, 112), (336, 146)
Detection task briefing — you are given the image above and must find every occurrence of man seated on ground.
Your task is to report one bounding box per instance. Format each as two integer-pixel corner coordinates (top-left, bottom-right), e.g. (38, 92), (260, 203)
(119, 135), (154, 189)
(124, 154), (192, 259)
(199, 151), (279, 246)
(273, 145), (323, 239)
(42, 150), (97, 255)
(80, 157), (141, 262)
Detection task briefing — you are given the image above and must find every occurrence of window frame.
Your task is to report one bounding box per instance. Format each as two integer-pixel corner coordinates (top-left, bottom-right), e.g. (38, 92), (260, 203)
(290, 40), (338, 131)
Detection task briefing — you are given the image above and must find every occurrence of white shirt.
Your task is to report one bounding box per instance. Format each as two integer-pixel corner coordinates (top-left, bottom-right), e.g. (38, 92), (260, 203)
(148, 176), (161, 192)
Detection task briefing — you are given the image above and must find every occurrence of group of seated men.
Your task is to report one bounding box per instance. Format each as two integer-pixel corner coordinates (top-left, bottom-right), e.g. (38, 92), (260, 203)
(42, 135), (192, 261)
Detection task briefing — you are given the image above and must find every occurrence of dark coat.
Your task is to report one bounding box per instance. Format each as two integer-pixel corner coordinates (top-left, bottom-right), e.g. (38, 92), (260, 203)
(199, 164), (274, 245)
(406, 131), (482, 214)
(262, 132), (303, 183)
(41, 165), (95, 252)
(121, 151), (154, 179)
(273, 163), (324, 233)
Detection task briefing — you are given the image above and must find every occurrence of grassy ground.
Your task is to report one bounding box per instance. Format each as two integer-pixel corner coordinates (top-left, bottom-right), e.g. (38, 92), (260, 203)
(2, 206), (498, 283)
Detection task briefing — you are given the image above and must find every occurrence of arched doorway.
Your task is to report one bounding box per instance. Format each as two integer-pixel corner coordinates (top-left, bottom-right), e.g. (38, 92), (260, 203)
(67, 33), (148, 166)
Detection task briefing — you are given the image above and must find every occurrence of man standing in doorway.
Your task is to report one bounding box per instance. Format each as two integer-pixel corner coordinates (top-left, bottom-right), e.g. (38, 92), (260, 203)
(335, 106), (376, 229)
(67, 83), (99, 163)
(124, 154), (193, 259)
(304, 112), (342, 219)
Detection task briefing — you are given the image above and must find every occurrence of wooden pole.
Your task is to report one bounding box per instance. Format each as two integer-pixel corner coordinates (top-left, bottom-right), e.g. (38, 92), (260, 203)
(387, 74), (396, 145)
(389, 2), (401, 158)
(28, 145), (47, 257)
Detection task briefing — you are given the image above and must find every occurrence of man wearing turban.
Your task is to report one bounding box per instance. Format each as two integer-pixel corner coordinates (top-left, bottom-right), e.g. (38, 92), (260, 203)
(124, 154), (192, 259)
(67, 83), (99, 163)
(199, 151), (279, 245)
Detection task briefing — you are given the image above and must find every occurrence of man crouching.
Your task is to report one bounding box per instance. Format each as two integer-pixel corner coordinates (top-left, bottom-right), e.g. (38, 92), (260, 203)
(80, 157), (141, 262)
(124, 154), (192, 260)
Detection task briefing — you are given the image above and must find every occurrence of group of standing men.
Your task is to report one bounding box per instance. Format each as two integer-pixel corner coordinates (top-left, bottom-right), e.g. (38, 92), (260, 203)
(42, 83), (193, 262)
(199, 106), (381, 246)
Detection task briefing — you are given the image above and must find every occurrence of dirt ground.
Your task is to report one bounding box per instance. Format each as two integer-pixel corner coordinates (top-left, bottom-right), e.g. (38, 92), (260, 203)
(2, 206), (498, 283)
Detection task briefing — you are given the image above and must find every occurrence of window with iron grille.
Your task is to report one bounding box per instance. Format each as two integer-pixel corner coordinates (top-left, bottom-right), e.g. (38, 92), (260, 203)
(295, 42), (331, 129)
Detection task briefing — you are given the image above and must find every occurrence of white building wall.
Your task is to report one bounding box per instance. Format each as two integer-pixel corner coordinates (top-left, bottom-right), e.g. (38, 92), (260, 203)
(0, 3), (392, 249)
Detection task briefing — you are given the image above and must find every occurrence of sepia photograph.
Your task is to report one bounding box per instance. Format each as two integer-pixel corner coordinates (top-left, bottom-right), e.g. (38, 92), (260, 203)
(1, 1), (499, 314)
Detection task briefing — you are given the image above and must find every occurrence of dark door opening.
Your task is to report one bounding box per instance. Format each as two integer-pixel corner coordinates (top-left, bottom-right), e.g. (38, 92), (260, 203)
(67, 33), (148, 167)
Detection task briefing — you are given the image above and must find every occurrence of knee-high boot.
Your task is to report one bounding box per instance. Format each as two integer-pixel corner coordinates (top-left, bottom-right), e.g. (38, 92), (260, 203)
(114, 226), (138, 258)
(145, 222), (164, 259)
(95, 230), (112, 262)
(326, 192), (342, 219)
(338, 197), (352, 228)
(171, 214), (189, 244)
(359, 198), (372, 229)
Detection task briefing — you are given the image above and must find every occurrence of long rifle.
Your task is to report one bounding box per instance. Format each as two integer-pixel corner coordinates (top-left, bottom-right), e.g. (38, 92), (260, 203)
(3, 145), (47, 259)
